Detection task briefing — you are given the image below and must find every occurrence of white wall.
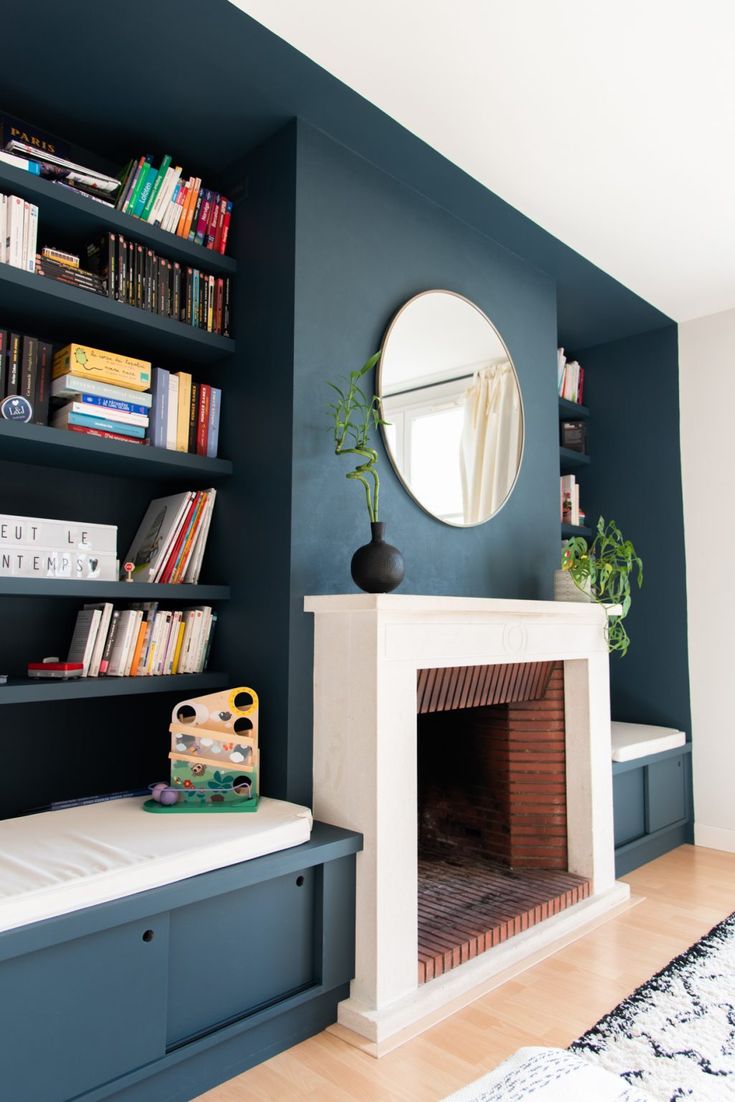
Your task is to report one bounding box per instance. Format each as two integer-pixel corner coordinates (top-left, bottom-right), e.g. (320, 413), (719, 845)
(679, 307), (735, 851)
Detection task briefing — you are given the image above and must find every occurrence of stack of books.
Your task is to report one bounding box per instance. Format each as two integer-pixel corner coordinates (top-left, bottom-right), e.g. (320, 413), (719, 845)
(0, 113), (121, 206)
(149, 368), (220, 456)
(116, 156), (232, 254)
(35, 246), (105, 296)
(560, 474), (585, 528)
(0, 115), (230, 250)
(557, 348), (585, 404)
(66, 601), (217, 678)
(86, 233), (231, 335)
(51, 343), (152, 445)
(0, 328), (52, 423)
(0, 192), (38, 271)
(123, 489), (217, 585)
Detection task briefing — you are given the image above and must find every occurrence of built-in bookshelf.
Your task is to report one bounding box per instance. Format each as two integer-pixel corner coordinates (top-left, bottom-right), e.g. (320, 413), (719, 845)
(0, 264), (233, 365)
(0, 160), (237, 276)
(0, 127), (236, 810)
(559, 396), (590, 536)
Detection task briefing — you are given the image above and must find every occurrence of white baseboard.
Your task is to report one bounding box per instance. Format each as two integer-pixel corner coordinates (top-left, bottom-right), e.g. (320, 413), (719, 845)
(695, 823), (735, 853)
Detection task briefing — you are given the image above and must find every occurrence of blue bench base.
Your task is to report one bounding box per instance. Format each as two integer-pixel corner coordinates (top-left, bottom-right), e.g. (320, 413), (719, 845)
(0, 821), (362, 1102)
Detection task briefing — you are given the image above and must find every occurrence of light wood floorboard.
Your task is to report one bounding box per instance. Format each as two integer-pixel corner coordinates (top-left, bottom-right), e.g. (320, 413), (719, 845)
(197, 845), (735, 1101)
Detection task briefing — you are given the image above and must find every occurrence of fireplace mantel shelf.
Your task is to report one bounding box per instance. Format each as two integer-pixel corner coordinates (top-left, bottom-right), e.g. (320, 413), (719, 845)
(305, 594), (622, 617)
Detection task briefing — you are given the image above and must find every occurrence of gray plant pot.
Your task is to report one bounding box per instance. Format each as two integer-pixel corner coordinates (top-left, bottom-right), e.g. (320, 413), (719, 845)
(554, 569), (593, 603)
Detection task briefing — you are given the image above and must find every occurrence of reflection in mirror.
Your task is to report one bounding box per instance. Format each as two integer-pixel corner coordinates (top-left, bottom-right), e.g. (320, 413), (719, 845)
(378, 290), (524, 527)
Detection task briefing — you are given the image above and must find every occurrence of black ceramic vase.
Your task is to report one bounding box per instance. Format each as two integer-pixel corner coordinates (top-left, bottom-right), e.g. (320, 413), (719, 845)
(351, 521), (405, 594)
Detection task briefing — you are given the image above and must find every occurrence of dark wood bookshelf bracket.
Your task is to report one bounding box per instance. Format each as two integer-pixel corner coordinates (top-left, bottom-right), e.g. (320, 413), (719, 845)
(561, 523), (593, 540)
(558, 398), (589, 419)
(560, 446), (591, 472)
(0, 421), (232, 480)
(0, 671), (229, 706)
(0, 580), (230, 600)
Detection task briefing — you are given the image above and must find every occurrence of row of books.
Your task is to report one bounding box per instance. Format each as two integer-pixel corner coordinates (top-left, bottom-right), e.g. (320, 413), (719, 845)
(150, 368), (220, 456)
(1, 334), (223, 457)
(1, 180), (232, 337)
(36, 248), (104, 294)
(560, 420), (587, 455)
(0, 329), (51, 422)
(560, 474), (586, 528)
(0, 192), (38, 272)
(117, 156), (232, 254)
(66, 601), (217, 678)
(86, 234), (231, 335)
(557, 348), (585, 405)
(1, 114), (232, 255)
(123, 489), (217, 584)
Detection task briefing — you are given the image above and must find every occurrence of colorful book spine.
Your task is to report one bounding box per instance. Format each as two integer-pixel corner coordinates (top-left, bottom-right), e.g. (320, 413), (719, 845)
(66, 425), (145, 446)
(79, 393), (150, 416)
(56, 411), (146, 438)
(206, 387), (221, 459)
(149, 367), (169, 449)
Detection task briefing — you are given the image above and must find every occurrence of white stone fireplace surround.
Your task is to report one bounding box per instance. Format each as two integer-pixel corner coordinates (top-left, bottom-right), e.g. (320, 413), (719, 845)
(305, 595), (630, 1050)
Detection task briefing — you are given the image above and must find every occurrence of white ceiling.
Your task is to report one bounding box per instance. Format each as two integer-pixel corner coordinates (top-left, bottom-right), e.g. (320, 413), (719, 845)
(231, 0), (735, 323)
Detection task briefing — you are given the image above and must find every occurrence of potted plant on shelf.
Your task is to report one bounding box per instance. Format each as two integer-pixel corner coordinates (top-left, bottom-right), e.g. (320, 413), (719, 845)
(327, 351), (405, 593)
(559, 516), (643, 656)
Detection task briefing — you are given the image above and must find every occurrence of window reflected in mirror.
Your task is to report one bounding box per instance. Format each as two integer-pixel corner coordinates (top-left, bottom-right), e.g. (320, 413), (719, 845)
(378, 291), (524, 527)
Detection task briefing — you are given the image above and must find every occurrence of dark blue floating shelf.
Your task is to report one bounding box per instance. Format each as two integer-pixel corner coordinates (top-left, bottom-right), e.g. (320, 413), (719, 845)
(0, 264), (234, 366)
(0, 671), (229, 705)
(0, 159), (236, 277)
(561, 523), (593, 540)
(0, 579), (230, 600)
(0, 420), (232, 480)
(560, 446), (591, 471)
(559, 398), (589, 419)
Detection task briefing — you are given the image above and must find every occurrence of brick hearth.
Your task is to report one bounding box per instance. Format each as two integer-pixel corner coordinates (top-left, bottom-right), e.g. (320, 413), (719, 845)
(417, 853), (590, 983)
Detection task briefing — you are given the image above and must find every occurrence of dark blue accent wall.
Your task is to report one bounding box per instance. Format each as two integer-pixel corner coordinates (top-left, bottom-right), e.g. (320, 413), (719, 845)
(578, 325), (691, 737)
(285, 123), (559, 804)
(0, 0), (692, 809)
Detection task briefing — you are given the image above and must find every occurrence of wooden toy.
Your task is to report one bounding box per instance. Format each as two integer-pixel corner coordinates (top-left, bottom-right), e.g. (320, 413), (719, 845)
(144, 687), (260, 813)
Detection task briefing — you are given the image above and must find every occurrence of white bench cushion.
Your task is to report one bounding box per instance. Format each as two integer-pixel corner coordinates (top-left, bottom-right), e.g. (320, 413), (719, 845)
(611, 721), (686, 763)
(0, 796), (312, 934)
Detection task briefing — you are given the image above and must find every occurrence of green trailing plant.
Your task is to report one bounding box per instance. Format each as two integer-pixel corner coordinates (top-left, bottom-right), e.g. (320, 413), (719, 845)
(327, 351), (387, 522)
(562, 516), (643, 656)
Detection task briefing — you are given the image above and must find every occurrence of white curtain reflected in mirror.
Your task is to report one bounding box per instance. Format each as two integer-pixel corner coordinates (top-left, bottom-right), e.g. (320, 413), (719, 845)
(379, 291), (524, 527)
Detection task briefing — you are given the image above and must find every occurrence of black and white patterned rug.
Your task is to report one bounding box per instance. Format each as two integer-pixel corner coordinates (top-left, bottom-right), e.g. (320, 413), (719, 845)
(572, 910), (735, 1099)
(443, 912), (735, 1101)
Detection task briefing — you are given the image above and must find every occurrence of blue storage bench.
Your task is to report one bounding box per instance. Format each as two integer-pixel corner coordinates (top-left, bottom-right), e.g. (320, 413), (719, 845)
(612, 722), (693, 876)
(0, 799), (361, 1102)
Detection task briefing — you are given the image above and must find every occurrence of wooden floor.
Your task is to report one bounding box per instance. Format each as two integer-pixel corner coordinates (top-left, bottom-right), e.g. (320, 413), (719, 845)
(198, 845), (735, 1102)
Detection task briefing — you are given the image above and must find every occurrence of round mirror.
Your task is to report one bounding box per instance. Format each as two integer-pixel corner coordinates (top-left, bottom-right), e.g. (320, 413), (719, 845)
(378, 290), (524, 527)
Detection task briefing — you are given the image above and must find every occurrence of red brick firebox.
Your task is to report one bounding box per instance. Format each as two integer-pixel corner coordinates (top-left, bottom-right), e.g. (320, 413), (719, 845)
(416, 660), (590, 983)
